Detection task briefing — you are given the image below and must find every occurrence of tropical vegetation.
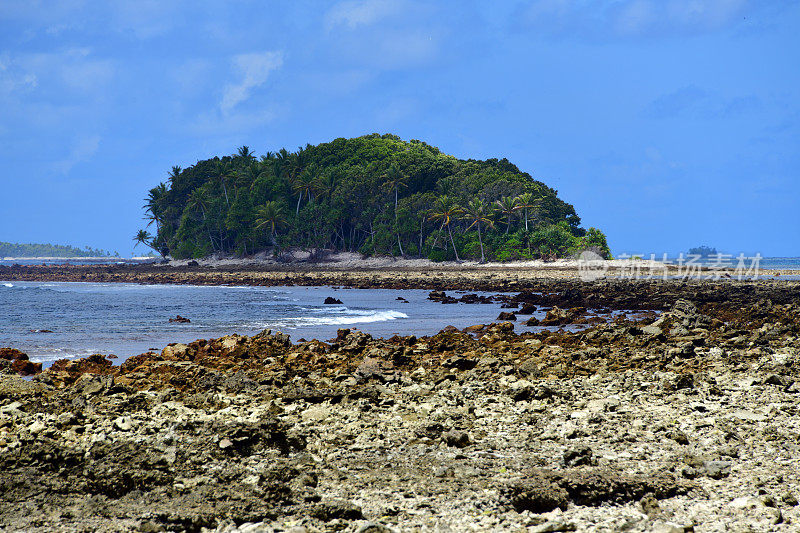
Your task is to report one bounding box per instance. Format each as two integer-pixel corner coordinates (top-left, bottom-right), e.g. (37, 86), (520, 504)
(0, 242), (116, 258)
(688, 246), (718, 257)
(138, 134), (611, 262)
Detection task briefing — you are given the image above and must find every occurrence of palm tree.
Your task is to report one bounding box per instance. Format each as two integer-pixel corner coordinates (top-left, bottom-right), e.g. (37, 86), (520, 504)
(314, 172), (338, 201)
(237, 163), (266, 195)
(167, 166), (182, 184)
(382, 165), (407, 215)
(213, 160), (234, 206)
(276, 148), (291, 171)
(143, 182), (167, 232)
(236, 145), (256, 163)
(495, 196), (519, 234)
(429, 195), (462, 261)
(254, 201), (287, 246)
(133, 230), (153, 254)
(516, 188), (542, 231)
(292, 167), (316, 216)
(187, 188), (216, 251)
(188, 188), (210, 220)
(462, 199), (494, 263)
(382, 164), (408, 255)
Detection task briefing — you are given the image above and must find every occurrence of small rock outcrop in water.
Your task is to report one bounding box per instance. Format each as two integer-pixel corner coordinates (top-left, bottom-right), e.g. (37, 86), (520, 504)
(168, 315), (191, 323)
(324, 296), (343, 304)
(428, 290), (458, 303)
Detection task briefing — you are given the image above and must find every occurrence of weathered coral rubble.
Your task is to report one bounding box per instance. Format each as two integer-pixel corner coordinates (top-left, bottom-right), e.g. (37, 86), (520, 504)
(1, 279), (800, 532)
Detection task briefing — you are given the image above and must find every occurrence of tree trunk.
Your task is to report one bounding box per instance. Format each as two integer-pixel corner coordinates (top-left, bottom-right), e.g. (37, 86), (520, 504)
(200, 207), (216, 252)
(448, 224), (460, 262)
(478, 222), (485, 263)
(419, 218), (425, 258)
(296, 195), (302, 217)
(431, 223), (443, 250)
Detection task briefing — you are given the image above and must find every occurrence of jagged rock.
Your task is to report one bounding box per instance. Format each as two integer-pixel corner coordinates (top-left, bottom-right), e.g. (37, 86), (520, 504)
(1, 278), (798, 531)
(443, 430), (471, 448)
(703, 460), (732, 479)
(563, 446), (594, 467)
(504, 469), (693, 513)
(354, 357), (395, 382)
(310, 500), (363, 521)
(356, 522), (394, 533)
(0, 348), (41, 376)
(324, 296), (343, 304)
(113, 416), (133, 431)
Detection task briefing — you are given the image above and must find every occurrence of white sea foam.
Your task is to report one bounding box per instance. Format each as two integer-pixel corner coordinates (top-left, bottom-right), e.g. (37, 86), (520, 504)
(240, 309), (409, 330)
(299, 309), (408, 325)
(2, 283), (12, 288)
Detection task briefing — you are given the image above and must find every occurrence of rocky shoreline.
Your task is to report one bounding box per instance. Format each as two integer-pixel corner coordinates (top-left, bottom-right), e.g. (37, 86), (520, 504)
(1, 276), (800, 532)
(1, 261), (797, 291)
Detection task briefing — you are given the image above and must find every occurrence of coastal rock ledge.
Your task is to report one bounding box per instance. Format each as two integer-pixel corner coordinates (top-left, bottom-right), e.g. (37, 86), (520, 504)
(1, 281), (799, 531)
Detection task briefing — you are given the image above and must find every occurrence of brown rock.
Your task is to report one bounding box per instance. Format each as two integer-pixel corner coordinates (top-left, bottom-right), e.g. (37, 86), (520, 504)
(0, 348), (41, 376)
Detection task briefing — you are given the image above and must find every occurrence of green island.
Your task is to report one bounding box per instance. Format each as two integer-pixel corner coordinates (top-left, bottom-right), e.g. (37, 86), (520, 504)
(0, 241), (115, 258)
(138, 134), (610, 262)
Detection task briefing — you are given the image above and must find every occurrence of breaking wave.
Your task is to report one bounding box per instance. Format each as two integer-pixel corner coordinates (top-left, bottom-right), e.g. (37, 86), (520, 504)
(298, 309), (408, 325)
(240, 309), (409, 330)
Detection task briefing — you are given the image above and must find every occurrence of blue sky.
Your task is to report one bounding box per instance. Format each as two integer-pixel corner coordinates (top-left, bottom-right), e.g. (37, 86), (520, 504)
(0, 0), (797, 257)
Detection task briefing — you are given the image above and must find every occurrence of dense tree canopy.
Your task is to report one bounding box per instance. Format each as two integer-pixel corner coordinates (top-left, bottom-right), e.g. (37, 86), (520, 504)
(0, 242), (115, 258)
(140, 134), (610, 261)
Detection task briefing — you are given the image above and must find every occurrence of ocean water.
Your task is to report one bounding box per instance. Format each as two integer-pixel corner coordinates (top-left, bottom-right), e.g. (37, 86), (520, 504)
(758, 257), (800, 270)
(0, 258), (155, 266)
(0, 282), (544, 365)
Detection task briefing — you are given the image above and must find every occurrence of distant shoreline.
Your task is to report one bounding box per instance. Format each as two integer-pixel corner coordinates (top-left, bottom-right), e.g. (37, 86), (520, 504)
(1, 259), (798, 292)
(1, 256), (152, 261)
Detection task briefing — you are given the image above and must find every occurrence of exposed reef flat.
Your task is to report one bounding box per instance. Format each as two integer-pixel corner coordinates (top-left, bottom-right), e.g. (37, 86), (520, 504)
(1, 260), (798, 290)
(1, 279), (799, 531)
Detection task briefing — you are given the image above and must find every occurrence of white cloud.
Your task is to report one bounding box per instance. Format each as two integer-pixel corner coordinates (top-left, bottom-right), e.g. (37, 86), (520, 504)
(0, 49), (114, 99)
(614, 0), (658, 35)
(615, 0), (748, 35)
(191, 107), (282, 137)
(111, 0), (183, 39)
(665, 0), (748, 29)
(516, 0), (752, 39)
(0, 56), (38, 95)
(325, 0), (405, 30)
(647, 85), (763, 119)
(57, 51), (114, 93)
(53, 135), (101, 174)
(220, 51), (283, 113)
(171, 59), (213, 94)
